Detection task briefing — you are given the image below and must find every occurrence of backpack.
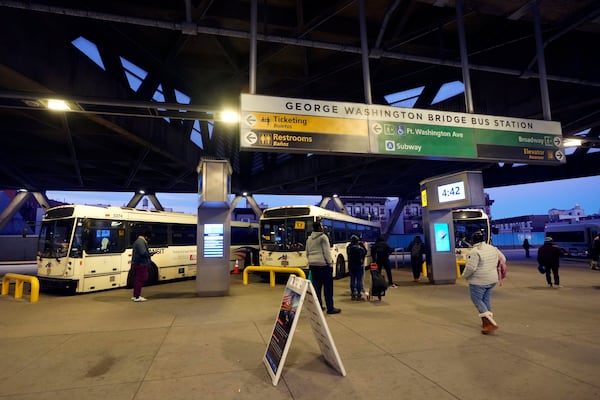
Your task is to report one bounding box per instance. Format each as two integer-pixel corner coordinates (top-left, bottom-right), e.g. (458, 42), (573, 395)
(410, 242), (423, 258)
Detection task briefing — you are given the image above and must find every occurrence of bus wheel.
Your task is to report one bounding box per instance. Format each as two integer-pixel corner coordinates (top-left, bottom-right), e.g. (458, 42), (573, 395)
(335, 256), (346, 279)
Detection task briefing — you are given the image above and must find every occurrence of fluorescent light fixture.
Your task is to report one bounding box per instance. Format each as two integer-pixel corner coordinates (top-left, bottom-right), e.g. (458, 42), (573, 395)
(219, 110), (239, 123)
(563, 138), (582, 147)
(47, 99), (72, 111)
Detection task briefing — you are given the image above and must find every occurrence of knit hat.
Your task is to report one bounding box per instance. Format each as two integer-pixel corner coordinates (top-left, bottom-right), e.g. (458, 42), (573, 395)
(544, 237), (553, 243)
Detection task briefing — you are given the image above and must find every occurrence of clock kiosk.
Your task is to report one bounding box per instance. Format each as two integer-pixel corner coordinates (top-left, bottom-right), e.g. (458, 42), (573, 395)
(419, 171), (486, 284)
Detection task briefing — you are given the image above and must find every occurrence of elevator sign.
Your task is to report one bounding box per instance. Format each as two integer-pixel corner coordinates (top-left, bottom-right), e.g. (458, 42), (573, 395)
(240, 94), (565, 165)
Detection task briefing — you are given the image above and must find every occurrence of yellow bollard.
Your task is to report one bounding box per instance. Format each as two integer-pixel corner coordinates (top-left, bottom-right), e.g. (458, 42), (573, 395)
(1, 273), (40, 302)
(242, 266), (306, 287)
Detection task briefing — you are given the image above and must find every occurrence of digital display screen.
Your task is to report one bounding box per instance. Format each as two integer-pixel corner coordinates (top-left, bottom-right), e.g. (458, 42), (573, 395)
(203, 223), (224, 258)
(437, 181), (466, 203)
(434, 223), (451, 252)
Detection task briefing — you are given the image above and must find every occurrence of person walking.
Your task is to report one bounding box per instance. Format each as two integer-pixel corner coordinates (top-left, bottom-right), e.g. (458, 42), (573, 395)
(461, 231), (506, 334)
(306, 221), (340, 314)
(537, 237), (562, 288)
(131, 230), (153, 302)
(589, 234), (600, 270)
(522, 238), (531, 258)
(371, 235), (397, 288)
(347, 234), (367, 300)
(407, 235), (425, 282)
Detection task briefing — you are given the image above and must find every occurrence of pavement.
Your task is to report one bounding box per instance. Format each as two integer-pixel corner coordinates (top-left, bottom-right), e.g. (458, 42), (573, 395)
(1, 249), (599, 400)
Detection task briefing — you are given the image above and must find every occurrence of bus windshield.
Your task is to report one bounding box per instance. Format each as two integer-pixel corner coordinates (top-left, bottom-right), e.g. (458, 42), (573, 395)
(260, 217), (311, 251)
(453, 209), (490, 248)
(38, 218), (75, 258)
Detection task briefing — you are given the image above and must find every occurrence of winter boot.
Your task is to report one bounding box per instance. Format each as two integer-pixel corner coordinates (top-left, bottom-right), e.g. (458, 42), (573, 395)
(479, 312), (498, 334)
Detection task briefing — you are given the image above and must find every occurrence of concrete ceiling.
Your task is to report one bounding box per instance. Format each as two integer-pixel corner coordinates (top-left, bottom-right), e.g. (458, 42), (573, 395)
(0, 0), (599, 200)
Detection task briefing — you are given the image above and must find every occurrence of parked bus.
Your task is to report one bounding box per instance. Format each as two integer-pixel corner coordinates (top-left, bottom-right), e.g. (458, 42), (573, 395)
(453, 208), (492, 268)
(36, 205), (259, 293)
(259, 205), (381, 278)
(544, 221), (600, 257)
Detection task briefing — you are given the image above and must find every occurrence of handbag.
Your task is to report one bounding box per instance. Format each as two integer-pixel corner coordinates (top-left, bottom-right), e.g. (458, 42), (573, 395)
(537, 264), (546, 274)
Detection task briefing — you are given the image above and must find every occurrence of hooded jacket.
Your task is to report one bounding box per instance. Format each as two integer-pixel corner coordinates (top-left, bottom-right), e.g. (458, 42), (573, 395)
(306, 231), (333, 267)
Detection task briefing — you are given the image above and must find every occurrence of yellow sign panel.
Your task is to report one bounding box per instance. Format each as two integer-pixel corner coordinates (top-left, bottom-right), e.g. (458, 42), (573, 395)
(294, 220), (306, 230)
(248, 112), (367, 136)
(421, 189), (428, 207)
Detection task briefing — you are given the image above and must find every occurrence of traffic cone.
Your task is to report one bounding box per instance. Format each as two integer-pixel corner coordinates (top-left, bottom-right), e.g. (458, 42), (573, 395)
(232, 259), (240, 274)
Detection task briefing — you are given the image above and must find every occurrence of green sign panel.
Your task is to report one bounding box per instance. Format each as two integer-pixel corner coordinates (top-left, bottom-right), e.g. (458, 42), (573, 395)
(240, 94), (565, 165)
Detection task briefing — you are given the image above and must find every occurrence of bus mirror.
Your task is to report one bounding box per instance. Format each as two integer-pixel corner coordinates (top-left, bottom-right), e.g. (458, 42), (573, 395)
(491, 227), (499, 234)
(22, 227), (27, 238)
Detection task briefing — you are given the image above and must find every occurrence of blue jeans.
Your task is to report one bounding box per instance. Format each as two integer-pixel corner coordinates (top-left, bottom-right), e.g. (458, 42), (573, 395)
(469, 283), (496, 313)
(349, 267), (364, 295)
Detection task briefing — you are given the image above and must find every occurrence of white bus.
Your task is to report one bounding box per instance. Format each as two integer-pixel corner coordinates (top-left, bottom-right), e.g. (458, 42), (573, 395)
(259, 205), (381, 278)
(544, 221), (600, 257)
(453, 208), (492, 268)
(36, 205), (259, 293)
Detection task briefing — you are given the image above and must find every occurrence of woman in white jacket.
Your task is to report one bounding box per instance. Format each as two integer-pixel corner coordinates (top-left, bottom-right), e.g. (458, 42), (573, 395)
(462, 231), (506, 334)
(306, 221), (340, 314)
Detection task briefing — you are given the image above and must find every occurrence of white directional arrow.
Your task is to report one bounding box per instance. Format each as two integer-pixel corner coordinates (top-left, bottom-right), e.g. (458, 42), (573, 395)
(245, 114), (257, 127)
(245, 131), (258, 145)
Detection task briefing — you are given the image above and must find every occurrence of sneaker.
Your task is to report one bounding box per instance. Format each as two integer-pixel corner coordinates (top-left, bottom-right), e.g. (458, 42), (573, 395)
(326, 308), (341, 314)
(389, 283), (398, 288)
(548, 284), (553, 288)
(554, 284), (563, 288)
(132, 296), (147, 302)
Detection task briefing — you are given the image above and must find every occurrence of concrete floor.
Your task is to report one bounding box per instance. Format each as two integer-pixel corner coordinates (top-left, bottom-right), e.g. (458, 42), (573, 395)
(0, 249), (599, 400)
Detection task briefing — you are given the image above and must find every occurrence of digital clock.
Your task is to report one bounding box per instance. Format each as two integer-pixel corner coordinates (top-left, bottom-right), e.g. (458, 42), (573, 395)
(437, 181), (466, 203)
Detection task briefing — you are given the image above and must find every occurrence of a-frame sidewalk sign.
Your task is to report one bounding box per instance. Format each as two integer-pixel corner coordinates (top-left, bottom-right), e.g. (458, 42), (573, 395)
(263, 274), (346, 386)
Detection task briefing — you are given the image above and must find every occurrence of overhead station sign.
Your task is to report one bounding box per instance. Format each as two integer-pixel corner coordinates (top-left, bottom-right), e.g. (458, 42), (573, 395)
(240, 94), (565, 165)
(240, 94), (369, 154)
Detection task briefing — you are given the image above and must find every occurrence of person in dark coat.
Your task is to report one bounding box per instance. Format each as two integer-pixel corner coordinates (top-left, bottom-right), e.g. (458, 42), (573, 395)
(347, 234), (367, 300)
(537, 237), (562, 288)
(407, 235), (425, 282)
(370, 235), (396, 288)
(522, 238), (531, 258)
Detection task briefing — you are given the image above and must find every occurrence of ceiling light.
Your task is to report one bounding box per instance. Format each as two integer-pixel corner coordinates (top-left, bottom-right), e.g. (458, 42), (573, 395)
(47, 99), (72, 111)
(563, 138), (582, 147)
(219, 110), (239, 123)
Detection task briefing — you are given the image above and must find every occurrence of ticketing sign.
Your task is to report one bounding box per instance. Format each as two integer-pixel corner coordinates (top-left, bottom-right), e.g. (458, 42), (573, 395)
(240, 94), (369, 154)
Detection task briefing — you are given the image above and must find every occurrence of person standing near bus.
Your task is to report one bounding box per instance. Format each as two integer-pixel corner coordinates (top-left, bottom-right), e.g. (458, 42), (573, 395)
(131, 230), (153, 302)
(407, 235), (425, 282)
(590, 235), (600, 270)
(462, 231), (506, 334)
(347, 234), (367, 300)
(371, 235), (397, 288)
(522, 238), (531, 258)
(306, 221), (340, 314)
(537, 237), (562, 288)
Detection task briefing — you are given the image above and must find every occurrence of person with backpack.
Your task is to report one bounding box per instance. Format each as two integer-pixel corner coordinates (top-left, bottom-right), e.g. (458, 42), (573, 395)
(347, 234), (367, 300)
(461, 231), (506, 334)
(370, 235), (396, 288)
(407, 235), (425, 282)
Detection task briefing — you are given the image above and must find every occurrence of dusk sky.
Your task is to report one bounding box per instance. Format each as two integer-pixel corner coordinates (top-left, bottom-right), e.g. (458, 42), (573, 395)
(46, 175), (600, 221)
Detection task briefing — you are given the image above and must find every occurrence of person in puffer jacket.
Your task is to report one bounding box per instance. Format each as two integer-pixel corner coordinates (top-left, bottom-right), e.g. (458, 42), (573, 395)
(306, 220), (340, 314)
(462, 231), (506, 334)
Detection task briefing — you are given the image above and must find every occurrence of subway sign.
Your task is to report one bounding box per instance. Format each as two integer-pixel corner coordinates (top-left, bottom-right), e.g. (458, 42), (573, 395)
(240, 94), (565, 165)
